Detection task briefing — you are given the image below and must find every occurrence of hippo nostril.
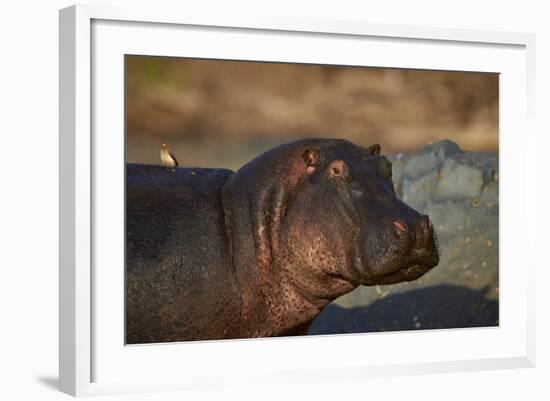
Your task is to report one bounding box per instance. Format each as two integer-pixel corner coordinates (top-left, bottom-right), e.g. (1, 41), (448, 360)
(393, 220), (408, 234)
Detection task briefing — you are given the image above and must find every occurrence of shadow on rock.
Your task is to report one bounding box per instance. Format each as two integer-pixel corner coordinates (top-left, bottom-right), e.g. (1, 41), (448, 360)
(308, 284), (498, 335)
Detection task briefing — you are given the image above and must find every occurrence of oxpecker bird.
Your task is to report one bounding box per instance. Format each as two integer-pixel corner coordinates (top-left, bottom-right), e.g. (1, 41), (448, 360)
(160, 143), (179, 169)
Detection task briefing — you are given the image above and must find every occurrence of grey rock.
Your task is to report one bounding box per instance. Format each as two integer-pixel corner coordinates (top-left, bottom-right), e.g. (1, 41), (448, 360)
(435, 158), (484, 201)
(467, 204), (499, 234)
(403, 152), (440, 180)
(480, 182), (499, 208)
(429, 139), (461, 161)
(401, 172), (438, 212)
(424, 200), (468, 239)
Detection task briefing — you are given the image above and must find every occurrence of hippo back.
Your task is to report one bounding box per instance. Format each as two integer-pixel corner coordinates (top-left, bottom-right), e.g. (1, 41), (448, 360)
(126, 164), (237, 343)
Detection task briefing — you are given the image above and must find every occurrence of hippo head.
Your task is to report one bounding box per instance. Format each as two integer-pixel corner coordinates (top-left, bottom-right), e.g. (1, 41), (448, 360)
(285, 139), (439, 289)
(222, 138), (439, 306)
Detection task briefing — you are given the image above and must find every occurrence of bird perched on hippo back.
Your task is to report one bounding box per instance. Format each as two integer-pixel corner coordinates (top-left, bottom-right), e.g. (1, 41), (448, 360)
(126, 138), (439, 344)
(160, 143), (179, 168)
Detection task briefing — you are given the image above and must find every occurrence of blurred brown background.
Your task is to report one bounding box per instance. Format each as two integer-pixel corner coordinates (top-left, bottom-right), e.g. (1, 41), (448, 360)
(125, 56), (498, 170)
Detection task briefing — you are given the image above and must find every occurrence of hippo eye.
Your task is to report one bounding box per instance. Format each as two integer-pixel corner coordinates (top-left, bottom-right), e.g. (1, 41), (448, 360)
(326, 160), (347, 178)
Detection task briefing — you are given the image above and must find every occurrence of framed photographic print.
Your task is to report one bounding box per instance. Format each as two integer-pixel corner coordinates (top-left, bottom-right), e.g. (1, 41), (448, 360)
(59, 4), (536, 396)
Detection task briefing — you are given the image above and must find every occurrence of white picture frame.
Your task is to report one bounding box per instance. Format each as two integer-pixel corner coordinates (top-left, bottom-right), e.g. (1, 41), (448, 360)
(59, 4), (536, 397)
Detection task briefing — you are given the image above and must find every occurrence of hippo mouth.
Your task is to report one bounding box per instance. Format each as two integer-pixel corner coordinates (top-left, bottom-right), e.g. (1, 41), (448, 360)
(358, 256), (438, 286)
(360, 258), (438, 286)
(372, 263), (435, 285)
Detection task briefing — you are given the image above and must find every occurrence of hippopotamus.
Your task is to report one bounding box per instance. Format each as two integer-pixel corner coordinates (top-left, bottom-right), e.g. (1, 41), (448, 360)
(126, 138), (439, 344)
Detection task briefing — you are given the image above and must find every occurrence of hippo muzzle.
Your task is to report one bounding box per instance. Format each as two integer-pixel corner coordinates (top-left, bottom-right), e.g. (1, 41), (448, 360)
(359, 207), (440, 286)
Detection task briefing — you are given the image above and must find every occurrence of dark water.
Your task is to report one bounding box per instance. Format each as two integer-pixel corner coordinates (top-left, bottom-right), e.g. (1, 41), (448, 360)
(309, 284), (498, 335)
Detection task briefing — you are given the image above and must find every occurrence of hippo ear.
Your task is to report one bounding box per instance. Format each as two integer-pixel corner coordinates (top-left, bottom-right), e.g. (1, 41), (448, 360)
(367, 144), (381, 156)
(302, 148), (320, 174)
